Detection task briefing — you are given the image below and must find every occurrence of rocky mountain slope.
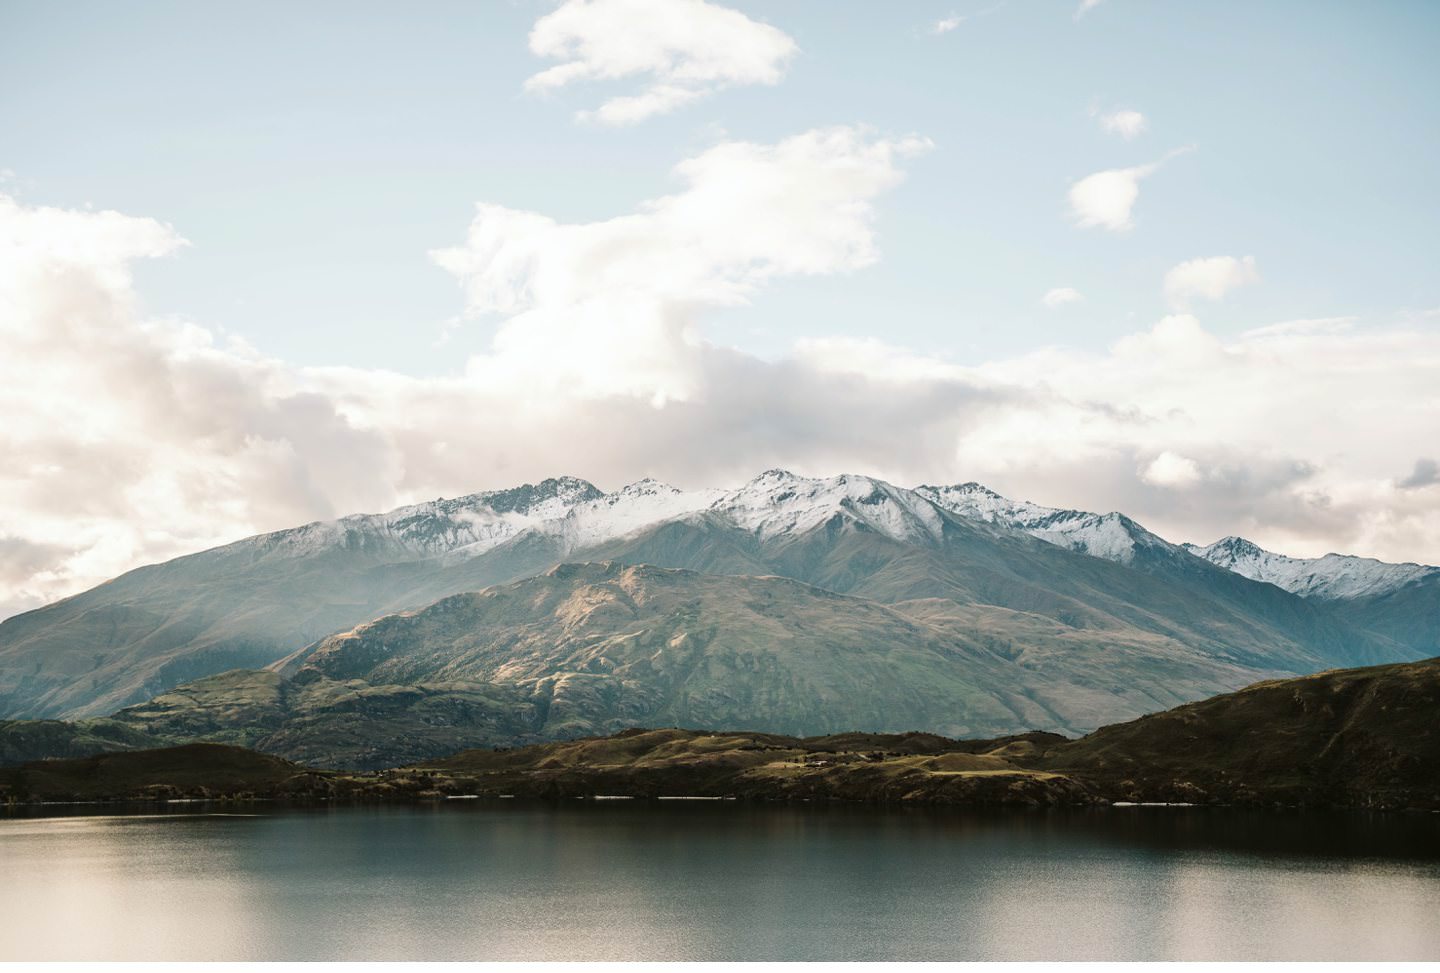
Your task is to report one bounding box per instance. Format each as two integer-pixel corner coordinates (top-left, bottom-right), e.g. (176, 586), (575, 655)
(274, 560), (1290, 748)
(0, 470), (1420, 720)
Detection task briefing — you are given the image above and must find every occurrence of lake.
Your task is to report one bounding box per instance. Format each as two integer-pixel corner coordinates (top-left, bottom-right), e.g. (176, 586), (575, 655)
(2, 802), (1439, 961)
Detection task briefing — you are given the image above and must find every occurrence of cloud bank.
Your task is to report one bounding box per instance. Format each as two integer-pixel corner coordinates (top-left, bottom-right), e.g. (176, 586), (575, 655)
(2, 129), (1438, 618)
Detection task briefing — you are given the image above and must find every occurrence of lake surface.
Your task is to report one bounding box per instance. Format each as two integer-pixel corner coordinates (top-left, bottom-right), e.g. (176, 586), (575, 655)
(2, 802), (1439, 961)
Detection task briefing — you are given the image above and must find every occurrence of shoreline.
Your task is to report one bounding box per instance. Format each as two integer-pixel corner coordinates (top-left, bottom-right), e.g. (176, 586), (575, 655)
(7, 792), (1440, 818)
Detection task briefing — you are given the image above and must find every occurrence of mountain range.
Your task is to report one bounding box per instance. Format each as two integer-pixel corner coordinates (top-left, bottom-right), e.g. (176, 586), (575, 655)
(0, 470), (1432, 763)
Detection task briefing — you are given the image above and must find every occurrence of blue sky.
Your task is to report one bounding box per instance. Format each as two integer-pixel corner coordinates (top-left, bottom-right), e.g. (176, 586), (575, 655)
(1, 0), (1438, 615)
(5, 0), (1437, 373)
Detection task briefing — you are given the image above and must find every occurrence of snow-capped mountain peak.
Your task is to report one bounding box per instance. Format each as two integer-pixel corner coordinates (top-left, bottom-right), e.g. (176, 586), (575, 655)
(1185, 536), (1439, 601)
(255, 472), (1433, 601)
(556, 478), (722, 550)
(915, 483), (1172, 565)
(255, 476), (602, 559)
(711, 471), (944, 543)
(914, 482), (1052, 524)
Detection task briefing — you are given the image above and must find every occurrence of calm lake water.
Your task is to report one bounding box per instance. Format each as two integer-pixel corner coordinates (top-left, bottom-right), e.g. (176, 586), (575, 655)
(2, 802), (1439, 961)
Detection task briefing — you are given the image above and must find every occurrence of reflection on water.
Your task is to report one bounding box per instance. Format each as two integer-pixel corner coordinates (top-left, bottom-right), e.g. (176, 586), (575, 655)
(2, 803), (1438, 961)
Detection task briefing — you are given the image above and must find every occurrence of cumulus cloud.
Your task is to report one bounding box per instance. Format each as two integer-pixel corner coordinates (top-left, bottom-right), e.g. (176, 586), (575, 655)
(524, 0), (798, 124)
(1042, 287), (1084, 308)
(1097, 108), (1146, 139)
(1163, 255), (1259, 307)
(430, 127), (932, 404)
(0, 130), (937, 614)
(4, 141), (1439, 616)
(1068, 147), (1190, 231)
(0, 195), (400, 617)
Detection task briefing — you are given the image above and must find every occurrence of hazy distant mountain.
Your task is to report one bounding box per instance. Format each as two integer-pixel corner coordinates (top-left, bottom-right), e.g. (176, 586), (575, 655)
(1186, 535), (1437, 600)
(914, 482), (1419, 665)
(0, 470), (1417, 720)
(1186, 535), (1439, 656)
(0, 476), (606, 719)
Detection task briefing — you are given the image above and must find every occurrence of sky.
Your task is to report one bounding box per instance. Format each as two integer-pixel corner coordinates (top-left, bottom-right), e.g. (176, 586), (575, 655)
(1, 0), (1438, 618)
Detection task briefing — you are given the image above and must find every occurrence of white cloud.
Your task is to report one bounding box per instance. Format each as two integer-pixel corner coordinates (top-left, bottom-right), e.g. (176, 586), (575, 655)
(1142, 451), (1203, 488)
(524, 0), (798, 124)
(0, 131), (935, 614)
(1074, 0), (1105, 20)
(1068, 164), (1152, 231)
(929, 2), (1008, 35)
(1042, 287), (1084, 308)
(4, 148), (1440, 617)
(1098, 108), (1146, 139)
(430, 126), (932, 404)
(1241, 316), (1353, 339)
(955, 313), (1440, 559)
(0, 195), (399, 618)
(1163, 255), (1260, 307)
(1068, 147), (1190, 231)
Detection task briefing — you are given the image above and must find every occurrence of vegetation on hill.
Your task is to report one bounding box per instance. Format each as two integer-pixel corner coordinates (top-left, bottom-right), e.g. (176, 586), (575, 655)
(0, 718), (158, 765)
(1035, 656), (1440, 809)
(0, 744), (317, 803)
(3, 656), (1436, 810)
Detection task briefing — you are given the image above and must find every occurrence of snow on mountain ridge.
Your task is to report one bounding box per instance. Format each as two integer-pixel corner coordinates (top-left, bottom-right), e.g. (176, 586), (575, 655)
(1185, 536), (1439, 601)
(248, 472), (1432, 596)
(264, 477), (595, 557)
(709, 470), (945, 543)
(259, 470), (1172, 567)
(551, 478), (725, 552)
(914, 482), (1172, 565)
(257, 469), (955, 565)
